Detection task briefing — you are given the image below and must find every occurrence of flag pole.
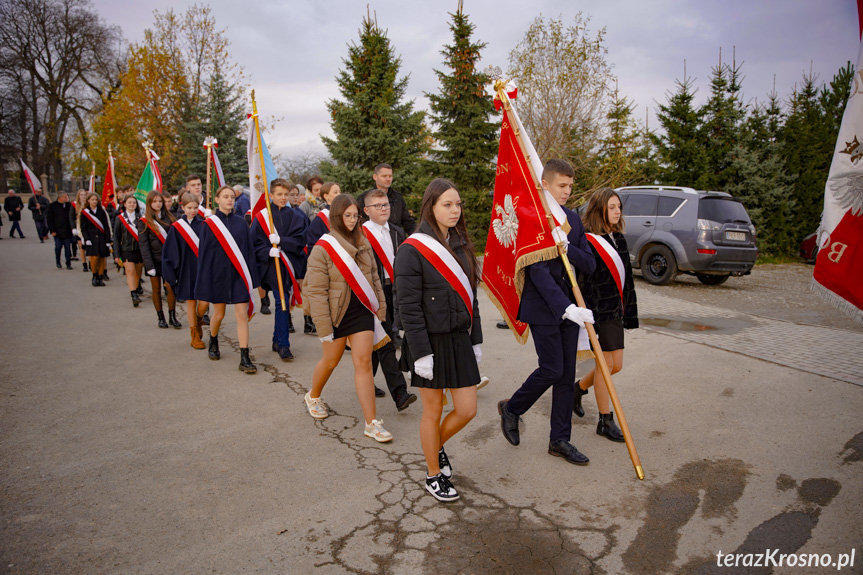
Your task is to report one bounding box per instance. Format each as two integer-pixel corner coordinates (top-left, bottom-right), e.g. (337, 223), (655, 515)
(494, 80), (644, 481)
(250, 90), (287, 312)
(204, 138), (213, 210)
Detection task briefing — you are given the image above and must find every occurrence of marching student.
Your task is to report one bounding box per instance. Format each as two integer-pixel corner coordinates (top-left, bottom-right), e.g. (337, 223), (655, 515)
(163, 193), (206, 349)
(572, 187), (638, 442)
(113, 193), (144, 307)
(298, 175), (325, 221)
(138, 191), (181, 329)
(251, 178), (307, 361)
(394, 178), (482, 502)
(195, 185), (259, 374)
(302, 194), (392, 442)
(71, 189), (89, 272)
(302, 182), (342, 335)
(79, 192), (111, 287)
(497, 159), (597, 466)
(362, 189), (417, 411)
(286, 181), (306, 333)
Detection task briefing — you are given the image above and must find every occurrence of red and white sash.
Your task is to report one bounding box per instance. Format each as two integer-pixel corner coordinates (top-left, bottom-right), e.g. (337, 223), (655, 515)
(316, 209), (330, 229)
(205, 215), (257, 318)
(119, 213), (139, 241)
(198, 206), (207, 218)
(315, 234), (388, 348)
(172, 219), (200, 257)
(362, 221), (395, 281)
(255, 211), (302, 306)
(586, 233), (625, 309)
(144, 218), (168, 244)
(402, 233), (474, 328)
(82, 208), (105, 233)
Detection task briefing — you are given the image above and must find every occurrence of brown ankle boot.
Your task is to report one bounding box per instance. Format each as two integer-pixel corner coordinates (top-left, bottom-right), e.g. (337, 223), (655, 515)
(190, 325), (206, 349)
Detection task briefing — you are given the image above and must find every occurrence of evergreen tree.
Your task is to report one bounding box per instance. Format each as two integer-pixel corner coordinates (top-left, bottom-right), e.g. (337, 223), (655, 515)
(321, 13), (429, 196)
(697, 52), (745, 190)
(426, 5), (498, 247)
(592, 83), (653, 191)
(654, 72), (706, 186)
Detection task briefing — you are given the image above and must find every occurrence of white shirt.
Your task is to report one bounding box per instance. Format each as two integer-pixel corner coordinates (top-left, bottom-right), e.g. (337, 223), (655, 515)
(124, 210), (136, 225)
(366, 220), (395, 279)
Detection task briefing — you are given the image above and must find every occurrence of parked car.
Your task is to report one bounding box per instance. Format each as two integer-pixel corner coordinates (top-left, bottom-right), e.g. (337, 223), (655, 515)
(613, 186), (758, 285)
(799, 231), (819, 263)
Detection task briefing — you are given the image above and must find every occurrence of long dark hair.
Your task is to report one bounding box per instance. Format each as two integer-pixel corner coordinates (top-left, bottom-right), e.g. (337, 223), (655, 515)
(329, 194), (363, 248)
(145, 190), (175, 228)
(419, 178), (479, 288)
(582, 187), (625, 235)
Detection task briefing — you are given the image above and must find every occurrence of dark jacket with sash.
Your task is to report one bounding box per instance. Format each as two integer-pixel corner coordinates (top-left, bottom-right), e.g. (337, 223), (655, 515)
(251, 203), (308, 293)
(304, 207), (330, 252)
(195, 210), (259, 304)
(112, 210), (142, 256)
(577, 231), (639, 328)
(517, 206), (596, 325)
(137, 213), (174, 272)
(79, 206), (111, 247)
(365, 221), (405, 328)
(394, 221), (482, 361)
(162, 215), (204, 300)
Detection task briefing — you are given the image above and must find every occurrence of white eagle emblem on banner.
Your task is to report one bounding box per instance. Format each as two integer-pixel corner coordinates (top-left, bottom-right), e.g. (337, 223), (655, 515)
(493, 194), (519, 248)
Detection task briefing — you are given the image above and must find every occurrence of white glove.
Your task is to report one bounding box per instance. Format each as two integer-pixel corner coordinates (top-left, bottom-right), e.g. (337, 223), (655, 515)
(551, 226), (569, 246)
(319, 334), (334, 343)
(473, 344), (482, 364)
(84, 240), (92, 246)
(562, 304), (594, 327)
(268, 233), (280, 245)
(203, 208), (213, 218)
(269, 247), (280, 258)
(72, 228), (79, 237)
(414, 354), (434, 380)
(147, 269), (156, 277)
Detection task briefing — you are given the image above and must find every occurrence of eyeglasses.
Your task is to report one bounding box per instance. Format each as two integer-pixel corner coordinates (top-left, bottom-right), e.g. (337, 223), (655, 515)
(343, 213), (360, 221)
(367, 203), (390, 211)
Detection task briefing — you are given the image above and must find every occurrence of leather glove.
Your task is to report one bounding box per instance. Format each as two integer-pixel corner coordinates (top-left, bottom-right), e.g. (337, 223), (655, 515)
(319, 334), (334, 343)
(147, 269), (156, 277)
(202, 208), (213, 218)
(473, 344), (482, 364)
(562, 304), (594, 327)
(269, 247), (280, 258)
(414, 354), (434, 380)
(268, 233), (280, 245)
(84, 240), (92, 246)
(551, 226), (569, 246)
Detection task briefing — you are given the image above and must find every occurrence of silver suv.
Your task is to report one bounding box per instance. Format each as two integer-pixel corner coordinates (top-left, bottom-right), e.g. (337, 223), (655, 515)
(615, 186), (758, 285)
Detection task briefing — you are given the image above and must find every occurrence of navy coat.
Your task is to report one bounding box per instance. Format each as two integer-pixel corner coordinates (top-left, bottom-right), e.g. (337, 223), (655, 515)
(517, 206), (597, 325)
(251, 203), (308, 295)
(194, 210), (260, 304)
(163, 215), (204, 300)
(304, 209), (330, 252)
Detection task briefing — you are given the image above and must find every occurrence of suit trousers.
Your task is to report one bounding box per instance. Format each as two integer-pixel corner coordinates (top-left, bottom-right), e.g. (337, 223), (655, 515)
(372, 283), (407, 399)
(508, 320), (580, 442)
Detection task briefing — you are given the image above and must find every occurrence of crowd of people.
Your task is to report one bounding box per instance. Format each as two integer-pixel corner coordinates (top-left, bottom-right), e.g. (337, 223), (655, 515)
(3, 160), (638, 503)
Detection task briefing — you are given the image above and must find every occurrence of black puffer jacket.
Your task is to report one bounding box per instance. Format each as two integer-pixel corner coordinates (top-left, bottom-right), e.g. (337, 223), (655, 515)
(577, 231), (639, 329)
(394, 221), (482, 360)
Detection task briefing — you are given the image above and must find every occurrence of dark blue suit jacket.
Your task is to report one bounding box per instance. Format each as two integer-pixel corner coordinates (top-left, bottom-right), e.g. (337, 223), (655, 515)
(251, 203), (308, 291)
(517, 206), (596, 325)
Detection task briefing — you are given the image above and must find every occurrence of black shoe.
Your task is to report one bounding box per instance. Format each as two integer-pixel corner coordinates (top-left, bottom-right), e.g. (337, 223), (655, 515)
(91, 273), (98, 287)
(498, 400), (520, 446)
(102, 273), (109, 281)
(548, 440), (589, 465)
(260, 294), (271, 315)
(40, 238), (44, 243)
(83, 262), (89, 272)
(157, 311), (168, 328)
(131, 291), (141, 307)
(496, 320), (509, 329)
(374, 386), (386, 398)
(272, 341), (279, 353)
(168, 310), (182, 329)
(438, 447), (453, 479)
(304, 315), (316, 335)
(573, 380), (588, 418)
(278, 346), (294, 361)
(97, 276), (105, 286)
(395, 391), (417, 412)
(208, 335), (220, 360)
(136, 282), (143, 295)
(425, 473), (459, 502)
(597, 412), (625, 443)
(56, 262), (62, 269)
(71, 256), (79, 261)
(200, 314), (210, 326)
(239, 347), (257, 374)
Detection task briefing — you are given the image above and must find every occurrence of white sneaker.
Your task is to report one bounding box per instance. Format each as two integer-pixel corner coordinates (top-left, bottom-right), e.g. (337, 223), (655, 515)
(364, 419), (393, 442)
(425, 473), (459, 502)
(477, 375), (490, 390)
(304, 391), (328, 419)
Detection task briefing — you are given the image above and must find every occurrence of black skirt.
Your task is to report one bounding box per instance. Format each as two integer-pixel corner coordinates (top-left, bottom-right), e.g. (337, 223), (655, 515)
(400, 330), (480, 390)
(593, 318), (625, 352)
(333, 292), (374, 339)
(84, 241), (110, 258)
(121, 249), (143, 264)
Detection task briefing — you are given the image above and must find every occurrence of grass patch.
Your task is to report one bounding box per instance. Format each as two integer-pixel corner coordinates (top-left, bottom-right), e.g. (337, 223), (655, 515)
(755, 254), (804, 265)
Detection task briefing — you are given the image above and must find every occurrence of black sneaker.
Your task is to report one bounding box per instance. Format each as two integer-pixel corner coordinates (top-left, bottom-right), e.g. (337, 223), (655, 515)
(425, 473), (459, 502)
(438, 447), (452, 479)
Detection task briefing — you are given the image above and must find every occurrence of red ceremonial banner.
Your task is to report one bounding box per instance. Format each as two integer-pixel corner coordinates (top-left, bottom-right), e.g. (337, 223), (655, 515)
(481, 107), (563, 343)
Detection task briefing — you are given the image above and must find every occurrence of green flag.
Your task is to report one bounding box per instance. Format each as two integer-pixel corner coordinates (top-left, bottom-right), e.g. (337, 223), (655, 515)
(134, 159), (159, 203)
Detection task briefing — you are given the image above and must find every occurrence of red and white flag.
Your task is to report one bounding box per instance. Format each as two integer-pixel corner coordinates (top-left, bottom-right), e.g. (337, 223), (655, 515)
(211, 145), (226, 187)
(19, 159), (41, 193)
(102, 153), (117, 206)
(813, 36), (863, 324)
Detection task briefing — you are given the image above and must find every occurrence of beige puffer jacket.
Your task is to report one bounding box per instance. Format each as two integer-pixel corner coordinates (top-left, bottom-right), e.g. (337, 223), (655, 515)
(302, 229), (386, 338)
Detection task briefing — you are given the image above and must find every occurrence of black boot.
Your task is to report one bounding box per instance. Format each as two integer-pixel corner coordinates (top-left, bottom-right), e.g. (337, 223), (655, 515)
(168, 310), (182, 329)
(97, 275), (105, 286)
(83, 262), (89, 272)
(288, 313), (295, 333)
(157, 311), (168, 328)
(102, 272), (109, 281)
(304, 315), (317, 335)
(208, 335), (220, 360)
(597, 412), (625, 443)
(91, 273), (98, 287)
(131, 291), (140, 307)
(260, 294), (271, 315)
(573, 380), (588, 418)
(238, 347), (257, 374)
(136, 280), (143, 294)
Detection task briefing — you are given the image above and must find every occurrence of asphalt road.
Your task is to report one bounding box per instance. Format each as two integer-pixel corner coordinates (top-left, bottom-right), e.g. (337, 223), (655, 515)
(1, 237), (861, 574)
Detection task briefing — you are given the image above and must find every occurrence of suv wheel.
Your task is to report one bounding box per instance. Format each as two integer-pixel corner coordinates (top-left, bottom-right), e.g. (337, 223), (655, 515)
(696, 273), (730, 286)
(640, 245), (677, 285)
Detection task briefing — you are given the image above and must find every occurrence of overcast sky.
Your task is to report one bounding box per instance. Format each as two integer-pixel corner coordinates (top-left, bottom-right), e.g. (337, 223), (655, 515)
(90, 0), (859, 162)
